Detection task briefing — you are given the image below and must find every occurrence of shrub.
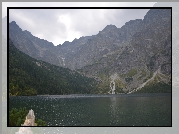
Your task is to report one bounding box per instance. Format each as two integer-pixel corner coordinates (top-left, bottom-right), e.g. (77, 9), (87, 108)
(9, 107), (46, 126)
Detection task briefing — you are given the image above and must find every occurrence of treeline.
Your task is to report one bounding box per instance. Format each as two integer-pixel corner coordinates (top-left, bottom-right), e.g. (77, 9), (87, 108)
(9, 39), (97, 96)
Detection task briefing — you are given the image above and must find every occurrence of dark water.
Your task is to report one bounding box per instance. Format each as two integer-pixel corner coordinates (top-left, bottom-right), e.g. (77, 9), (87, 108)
(9, 93), (171, 126)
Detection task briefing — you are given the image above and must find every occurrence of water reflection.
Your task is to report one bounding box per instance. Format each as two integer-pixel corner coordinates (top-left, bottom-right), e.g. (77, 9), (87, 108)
(9, 94), (171, 126)
(109, 97), (118, 125)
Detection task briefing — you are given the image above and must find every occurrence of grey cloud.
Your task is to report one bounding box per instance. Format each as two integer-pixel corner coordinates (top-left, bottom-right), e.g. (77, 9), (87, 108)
(107, 9), (150, 28)
(69, 9), (150, 37)
(9, 8), (151, 45)
(9, 9), (69, 45)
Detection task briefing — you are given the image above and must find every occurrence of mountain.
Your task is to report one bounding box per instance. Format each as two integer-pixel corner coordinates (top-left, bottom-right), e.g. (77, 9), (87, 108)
(53, 20), (143, 70)
(152, 3), (179, 90)
(9, 18), (143, 70)
(9, 38), (97, 96)
(9, 8), (171, 94)
(9, 22), (63, 67)
(79, 9), (171, 93)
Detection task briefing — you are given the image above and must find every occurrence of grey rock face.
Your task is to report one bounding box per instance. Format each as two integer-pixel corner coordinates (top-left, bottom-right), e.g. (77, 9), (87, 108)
(9, 9), (171, 92)
(9, 21), (62, 67)
(9, 16), (143, 70)
(78, 9), (171, 91)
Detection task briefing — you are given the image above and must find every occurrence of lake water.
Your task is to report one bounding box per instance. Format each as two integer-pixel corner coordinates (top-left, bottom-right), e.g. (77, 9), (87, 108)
(9, 93), (171, 126)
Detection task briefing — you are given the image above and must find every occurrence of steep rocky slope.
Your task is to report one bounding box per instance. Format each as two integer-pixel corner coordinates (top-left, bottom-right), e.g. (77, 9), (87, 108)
(78, 9), (171, 93)
(9, 22), (62, 66)
(9, 15), (143, 70)
(9, 38), (97, 95)
(8, 9), (171, 93)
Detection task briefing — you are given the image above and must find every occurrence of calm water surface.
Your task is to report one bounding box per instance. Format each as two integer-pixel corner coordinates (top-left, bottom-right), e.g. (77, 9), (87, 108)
(9, 93), (171, 126)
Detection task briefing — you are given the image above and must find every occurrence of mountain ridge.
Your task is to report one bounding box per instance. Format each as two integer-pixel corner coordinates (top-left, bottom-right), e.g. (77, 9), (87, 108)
(9, 38), (98, 96)
(8, 8), (171, 93)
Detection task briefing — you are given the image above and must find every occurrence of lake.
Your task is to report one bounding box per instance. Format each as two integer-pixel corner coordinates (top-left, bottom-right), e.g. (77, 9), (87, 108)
(9, 93), (171, 126)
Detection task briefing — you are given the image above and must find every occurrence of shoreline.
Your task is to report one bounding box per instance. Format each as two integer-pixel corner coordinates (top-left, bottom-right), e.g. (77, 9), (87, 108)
(9, 93), (172, 98)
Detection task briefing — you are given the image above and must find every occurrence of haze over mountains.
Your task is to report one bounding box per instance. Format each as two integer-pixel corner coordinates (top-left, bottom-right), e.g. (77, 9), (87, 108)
(7, 8), (171, 95)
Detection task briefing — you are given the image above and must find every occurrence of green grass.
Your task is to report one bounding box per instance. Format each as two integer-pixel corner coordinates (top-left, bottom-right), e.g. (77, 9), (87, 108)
(122, 69), (138, 78)
(138, 70), (147, 80)
(135, 82), (171, 93)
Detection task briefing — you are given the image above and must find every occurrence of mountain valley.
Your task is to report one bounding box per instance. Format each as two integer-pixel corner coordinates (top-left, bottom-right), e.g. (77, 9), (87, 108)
(7, 8), (171, 95)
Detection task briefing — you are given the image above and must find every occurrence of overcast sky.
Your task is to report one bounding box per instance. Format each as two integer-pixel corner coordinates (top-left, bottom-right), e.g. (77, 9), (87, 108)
(2, 2), (156, 46)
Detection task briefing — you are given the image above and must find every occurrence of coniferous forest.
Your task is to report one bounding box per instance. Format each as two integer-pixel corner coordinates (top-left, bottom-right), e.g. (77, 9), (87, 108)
(9, 39), (97, 96)
(9, 107), (46, 126)
(8, 9), (171, 96)
(5, 7), (173, 129)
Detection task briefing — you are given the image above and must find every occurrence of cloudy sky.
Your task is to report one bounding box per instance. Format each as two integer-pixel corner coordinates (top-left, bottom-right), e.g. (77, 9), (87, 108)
(2, 2), (156, 46)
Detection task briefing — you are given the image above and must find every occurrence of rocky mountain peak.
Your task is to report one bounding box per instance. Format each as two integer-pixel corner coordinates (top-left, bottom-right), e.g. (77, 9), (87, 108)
(143, 9), (171, 24)
(8, 9), (171, 93)
(62, 41), (71, 46)
(102, 24), (117, 32)
(124, 19), (142, 26)
(10, 21), (19, 27)
(24, 30), (32, 35)
(8, 8), (171, 94)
